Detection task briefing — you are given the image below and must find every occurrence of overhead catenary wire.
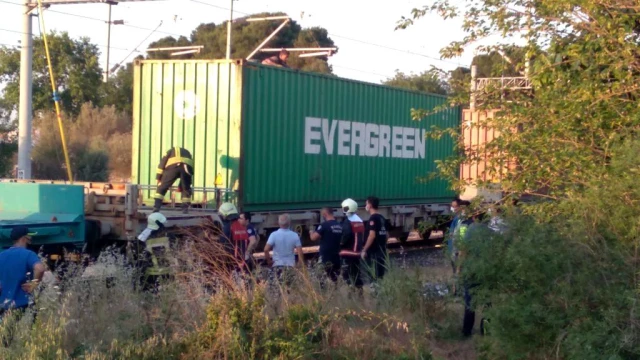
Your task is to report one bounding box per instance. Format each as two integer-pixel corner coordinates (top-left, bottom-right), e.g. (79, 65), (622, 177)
(0, 27), (142, 53)
(35, 0), (73, 182)
(1, 0), (461, 67)
(0, 0), (184, 38)
(109, 20), (163, 73)
(188, 0), (462, 66)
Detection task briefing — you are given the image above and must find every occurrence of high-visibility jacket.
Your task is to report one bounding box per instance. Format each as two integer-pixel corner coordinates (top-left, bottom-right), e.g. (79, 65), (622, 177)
(144, 236), (174, 277)
(156, 147), (194, 181)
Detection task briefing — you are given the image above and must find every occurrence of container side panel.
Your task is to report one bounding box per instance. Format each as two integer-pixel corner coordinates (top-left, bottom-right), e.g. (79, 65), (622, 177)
(241, 64), (458, 211)
(131, 63), (142, 184)
(133, 60), (242, 205)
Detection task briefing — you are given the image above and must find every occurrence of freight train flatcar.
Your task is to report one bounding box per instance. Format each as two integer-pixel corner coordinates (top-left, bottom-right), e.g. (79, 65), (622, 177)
(1, 60), (460, 256)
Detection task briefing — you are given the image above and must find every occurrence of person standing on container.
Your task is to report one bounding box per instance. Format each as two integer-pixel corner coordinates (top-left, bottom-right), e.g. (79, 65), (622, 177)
(309, 207), (343, 284)
(0, 226), (44, 321)
(361, 196), (389, 281)
(339, 199), (365, 290)
(153, 146), (194, 214)
(261, 49), (290, 68)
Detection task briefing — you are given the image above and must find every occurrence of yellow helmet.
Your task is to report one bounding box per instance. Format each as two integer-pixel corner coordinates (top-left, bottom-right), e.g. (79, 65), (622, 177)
(147, 212), (167, 230)
(219, 202), (238, 220)
(341, 198), (358, 214)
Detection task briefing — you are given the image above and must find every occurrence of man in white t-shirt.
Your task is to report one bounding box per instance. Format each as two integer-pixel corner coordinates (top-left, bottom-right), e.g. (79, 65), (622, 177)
(264, 214), (304, 285)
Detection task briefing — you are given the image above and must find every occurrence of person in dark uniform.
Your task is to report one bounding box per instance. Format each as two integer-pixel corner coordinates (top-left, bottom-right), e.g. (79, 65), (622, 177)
(261, 49), (290, 68)
(154, 147), (194, 214)
(361, 196), (389, 281)
(310, 207), (343, 284)
(339, 198), (365, 290)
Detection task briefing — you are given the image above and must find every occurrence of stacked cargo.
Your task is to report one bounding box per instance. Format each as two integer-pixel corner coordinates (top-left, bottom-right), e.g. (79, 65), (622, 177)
(132, 59), (460, 212)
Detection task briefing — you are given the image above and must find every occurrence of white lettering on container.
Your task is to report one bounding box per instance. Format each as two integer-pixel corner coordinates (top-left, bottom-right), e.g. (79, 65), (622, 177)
(304, 117), (426, 159)
(304, 117), (322, 154)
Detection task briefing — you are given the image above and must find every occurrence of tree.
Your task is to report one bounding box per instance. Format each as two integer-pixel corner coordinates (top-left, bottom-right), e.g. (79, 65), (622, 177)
(32, 104), (131, 181)
(399, 0), (640, 358)
(101, 59), (140, 114)
(0, 32), (103, 116)
(147, 12), (337, 74)
(0, 116), (17, 177)
(383, 69), (449, 95)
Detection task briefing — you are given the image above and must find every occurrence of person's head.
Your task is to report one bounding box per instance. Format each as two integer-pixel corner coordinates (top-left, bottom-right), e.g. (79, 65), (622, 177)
(219, 202), (239, 222)
(458, 200), (471, 217)
(320, 207), (334, 220)
(278, 213), (291, 229)
(11, 226), (35, 247)
(341, 198), (358, 215)
(451, 198), (462, 214)
(365, 196), (380, 213)
(279, 49), (289, 62)
(239, 212), (251, 226)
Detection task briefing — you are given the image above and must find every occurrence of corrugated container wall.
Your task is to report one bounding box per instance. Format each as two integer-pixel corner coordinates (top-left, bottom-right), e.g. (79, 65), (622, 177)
(132, 60), (243, 204)
(132, 59), (459, 211)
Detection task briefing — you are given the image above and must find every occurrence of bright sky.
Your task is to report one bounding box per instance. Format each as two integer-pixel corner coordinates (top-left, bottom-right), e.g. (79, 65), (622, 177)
(0, 0), (482, 84)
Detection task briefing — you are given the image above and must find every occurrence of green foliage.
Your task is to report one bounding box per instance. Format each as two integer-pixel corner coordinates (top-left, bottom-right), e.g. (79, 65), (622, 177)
(399, 0), (640, 201)
(0, 32), (102, 116)
(32, 104), (132, 181)
(383, 69), (449, 95)
(147, 12), (337, 74)
(101, 60), (139, 114)
(0, 117), (17, 177)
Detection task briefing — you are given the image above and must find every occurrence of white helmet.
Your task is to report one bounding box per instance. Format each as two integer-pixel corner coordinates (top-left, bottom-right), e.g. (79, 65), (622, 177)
(219, 202), (239, 220)
(147, 212), (167, 231)
(341, 198), (358, 214)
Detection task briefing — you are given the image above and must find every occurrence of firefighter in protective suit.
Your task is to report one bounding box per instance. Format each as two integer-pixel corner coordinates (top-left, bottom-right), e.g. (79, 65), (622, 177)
(134, 212), (175, 289)
(218, 202), (253, 272)
(154, 147), (194, 214)
(339, 198), (365, 289)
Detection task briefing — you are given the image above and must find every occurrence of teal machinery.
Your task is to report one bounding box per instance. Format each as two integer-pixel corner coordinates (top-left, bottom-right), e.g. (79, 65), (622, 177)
(0, 183), (85, 253)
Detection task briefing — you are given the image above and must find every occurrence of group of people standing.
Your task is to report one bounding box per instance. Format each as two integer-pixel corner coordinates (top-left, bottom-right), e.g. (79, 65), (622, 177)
(215, 196), (389, 289)
(310, 196), (389, 289)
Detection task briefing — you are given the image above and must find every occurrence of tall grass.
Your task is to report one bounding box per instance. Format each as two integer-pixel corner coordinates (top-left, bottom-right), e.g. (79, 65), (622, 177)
(0, 223), (454, 359)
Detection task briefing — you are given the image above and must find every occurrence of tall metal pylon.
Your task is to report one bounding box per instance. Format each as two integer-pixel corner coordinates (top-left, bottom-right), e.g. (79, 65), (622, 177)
(17, 0), (163, 179)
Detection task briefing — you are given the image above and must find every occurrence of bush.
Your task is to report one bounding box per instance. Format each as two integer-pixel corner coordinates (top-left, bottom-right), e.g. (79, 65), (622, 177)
(461, 142), (640, 359)
(31, 103), (132, 181)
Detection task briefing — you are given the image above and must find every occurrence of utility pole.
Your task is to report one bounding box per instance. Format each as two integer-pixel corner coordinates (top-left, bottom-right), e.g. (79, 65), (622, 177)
(18, 2), (34, 180)
(225, 0), (233, 59)
(103, 1), (123, 82)
(104, 2), (112, 82)
(16, 0), (163, 180)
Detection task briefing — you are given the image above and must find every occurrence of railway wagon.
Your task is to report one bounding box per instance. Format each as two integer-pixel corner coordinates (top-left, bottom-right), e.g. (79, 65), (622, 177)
(133, 59), (460, 238)
(0, 60), (459, 256)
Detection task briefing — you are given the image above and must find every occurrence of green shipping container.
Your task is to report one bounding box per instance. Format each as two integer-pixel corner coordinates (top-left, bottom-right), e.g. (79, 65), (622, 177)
(132, 59), (459, 212)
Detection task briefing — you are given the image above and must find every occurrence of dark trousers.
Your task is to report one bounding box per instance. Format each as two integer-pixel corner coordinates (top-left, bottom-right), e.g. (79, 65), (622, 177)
(154, 165), (192, 211)
(322, 260), (341, 283)
(463, 283), (476, 336)
(342, 258), (363, 288)
(368, 252), (387, 281)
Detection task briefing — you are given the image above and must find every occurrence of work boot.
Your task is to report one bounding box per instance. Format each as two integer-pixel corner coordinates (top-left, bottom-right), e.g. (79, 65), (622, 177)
(153, 198), (163, 213)
(181, 202), (190, 214)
